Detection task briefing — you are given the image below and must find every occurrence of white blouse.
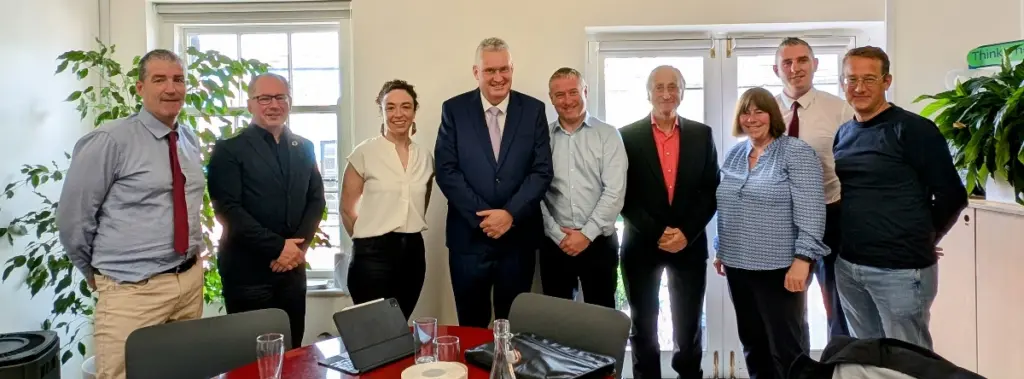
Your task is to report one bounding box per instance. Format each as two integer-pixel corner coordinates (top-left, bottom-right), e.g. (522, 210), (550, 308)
(347, 136), (434, 239)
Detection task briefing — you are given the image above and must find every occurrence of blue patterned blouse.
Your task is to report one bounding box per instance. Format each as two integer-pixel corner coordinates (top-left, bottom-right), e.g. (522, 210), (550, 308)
(715, 135), (830, 270)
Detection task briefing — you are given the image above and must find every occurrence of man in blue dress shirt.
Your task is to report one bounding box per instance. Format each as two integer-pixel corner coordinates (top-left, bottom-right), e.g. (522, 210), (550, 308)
(539, 67), (627, 309)
(57, 49), (206, 379)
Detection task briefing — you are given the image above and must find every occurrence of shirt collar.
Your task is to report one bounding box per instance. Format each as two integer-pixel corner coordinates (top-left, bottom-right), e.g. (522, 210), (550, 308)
(480, 91), (510, 115)
(780, 88), (819, 110)
(551, 112), (593, 134)
(248, 123), (290, 143)
(138, 108), (177, 139)
(650, 113), (679, 127)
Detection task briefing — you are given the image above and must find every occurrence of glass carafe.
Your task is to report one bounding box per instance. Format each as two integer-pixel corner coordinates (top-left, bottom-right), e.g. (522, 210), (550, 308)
(489, 319), (516, 379)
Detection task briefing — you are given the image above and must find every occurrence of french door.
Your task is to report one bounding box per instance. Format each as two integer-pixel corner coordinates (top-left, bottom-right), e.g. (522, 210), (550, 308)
(588, 34), (853, 378)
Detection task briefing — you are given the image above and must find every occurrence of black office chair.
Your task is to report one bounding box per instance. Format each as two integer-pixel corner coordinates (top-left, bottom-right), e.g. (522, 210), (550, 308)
(508, 293), (632, 379)
(124, 308), (291, 379)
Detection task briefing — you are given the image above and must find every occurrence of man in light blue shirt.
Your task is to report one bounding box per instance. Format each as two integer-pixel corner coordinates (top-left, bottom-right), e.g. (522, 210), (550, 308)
(539, 67), (627, 308)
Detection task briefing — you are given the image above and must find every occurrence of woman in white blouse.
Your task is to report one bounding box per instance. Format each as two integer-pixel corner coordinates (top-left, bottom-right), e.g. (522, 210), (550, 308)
(342, 79), (434, 319)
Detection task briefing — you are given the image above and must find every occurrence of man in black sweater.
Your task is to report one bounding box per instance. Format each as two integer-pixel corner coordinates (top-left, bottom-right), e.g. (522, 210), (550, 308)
(832, 46), (968, 350)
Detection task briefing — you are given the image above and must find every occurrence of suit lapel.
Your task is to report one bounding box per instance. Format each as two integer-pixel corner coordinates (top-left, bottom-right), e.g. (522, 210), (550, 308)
(638, 119), (669, 201)
(243, 127), (286, 188)
(466, 91), (499, 169)
(287, 132), (307, 192)
(674, 118), (702, 204)
(496, 94), (520, 170)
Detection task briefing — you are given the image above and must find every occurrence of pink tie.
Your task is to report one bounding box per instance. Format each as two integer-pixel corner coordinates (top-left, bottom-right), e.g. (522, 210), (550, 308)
(486, 107), (501, 159)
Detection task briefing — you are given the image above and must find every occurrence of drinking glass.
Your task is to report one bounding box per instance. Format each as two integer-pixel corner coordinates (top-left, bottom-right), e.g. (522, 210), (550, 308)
(435, 336), (461, 362)
(256, 333), (285, 379)
(413, 317), (438, 364)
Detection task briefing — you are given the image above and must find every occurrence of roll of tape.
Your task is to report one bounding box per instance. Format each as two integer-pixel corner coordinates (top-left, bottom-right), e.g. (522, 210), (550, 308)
(400, 361), (469, 379)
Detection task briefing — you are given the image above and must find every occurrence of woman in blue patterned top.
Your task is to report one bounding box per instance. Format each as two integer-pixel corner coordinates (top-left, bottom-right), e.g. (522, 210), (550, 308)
(713, 87), (829, 379)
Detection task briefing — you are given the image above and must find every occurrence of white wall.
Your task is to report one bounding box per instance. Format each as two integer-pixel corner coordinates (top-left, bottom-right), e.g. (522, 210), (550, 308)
(890, 0), (1022, 110)
(101, 0), (1023, 329)
(0, 0), (99, 378)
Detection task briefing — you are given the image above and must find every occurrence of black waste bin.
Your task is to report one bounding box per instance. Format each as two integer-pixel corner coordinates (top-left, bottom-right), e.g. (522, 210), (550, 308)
(0, 331), (60, 379)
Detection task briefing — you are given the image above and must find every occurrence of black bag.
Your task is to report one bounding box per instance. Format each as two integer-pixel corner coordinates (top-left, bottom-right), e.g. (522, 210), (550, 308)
(464, 332), (616, 379)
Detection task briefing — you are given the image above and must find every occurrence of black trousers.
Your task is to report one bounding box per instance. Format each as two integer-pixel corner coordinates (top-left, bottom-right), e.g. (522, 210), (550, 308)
(538, 234), (619, 309)
(726, 266), (809, 379)
(449, 244), (535, 328)
(347, 232), (426, 320)
(622, 247), (706, 379)
(222, 270), (307, 349)
(809, 201), (850, 338)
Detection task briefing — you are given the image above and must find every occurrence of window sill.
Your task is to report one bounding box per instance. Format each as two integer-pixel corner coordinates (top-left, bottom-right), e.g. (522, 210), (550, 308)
(306, 279), (348, 298)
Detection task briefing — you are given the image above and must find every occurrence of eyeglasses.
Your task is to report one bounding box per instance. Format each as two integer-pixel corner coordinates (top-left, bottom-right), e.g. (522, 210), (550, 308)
(842, 76), (882, 87)
(250, 94), (290, 105)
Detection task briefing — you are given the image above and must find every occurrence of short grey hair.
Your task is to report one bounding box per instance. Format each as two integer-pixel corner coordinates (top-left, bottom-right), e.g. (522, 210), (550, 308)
(137, 49), (184, 81)
(475, 37), (510, 64)
(548, 67), (587, 88)
(777, 37), (815, 60)
(646, 65), (685, 92)
(247, 72), (291, 97)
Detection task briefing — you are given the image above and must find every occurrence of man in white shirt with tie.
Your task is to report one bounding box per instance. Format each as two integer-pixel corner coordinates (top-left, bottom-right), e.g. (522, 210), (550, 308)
(774, 37), (856, 339)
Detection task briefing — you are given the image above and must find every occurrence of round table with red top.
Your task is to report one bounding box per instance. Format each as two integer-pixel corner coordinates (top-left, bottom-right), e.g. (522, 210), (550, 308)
(219, 325), (494, 378)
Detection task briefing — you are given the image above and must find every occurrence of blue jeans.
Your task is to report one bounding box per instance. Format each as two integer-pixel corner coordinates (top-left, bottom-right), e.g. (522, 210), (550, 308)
(834, 257), (938, 349)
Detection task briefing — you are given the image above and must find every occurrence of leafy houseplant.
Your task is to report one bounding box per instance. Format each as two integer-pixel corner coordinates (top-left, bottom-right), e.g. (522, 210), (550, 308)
(0, 39), (331, 365)
(914, 44), (1024, 205)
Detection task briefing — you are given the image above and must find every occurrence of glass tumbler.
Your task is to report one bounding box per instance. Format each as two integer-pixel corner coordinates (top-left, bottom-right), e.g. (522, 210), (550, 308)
(256, 333), (285, 379)
(435, 335), (461, 362)
(413, 317), (438, 364)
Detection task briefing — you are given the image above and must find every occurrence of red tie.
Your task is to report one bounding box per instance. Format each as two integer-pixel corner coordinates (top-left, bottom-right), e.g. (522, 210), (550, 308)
(788, 101), (801, 137)
(168, 131), (189, 255)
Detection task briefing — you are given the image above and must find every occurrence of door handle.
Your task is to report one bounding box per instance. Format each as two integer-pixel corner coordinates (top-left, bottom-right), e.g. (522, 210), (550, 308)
(713, 350), (720, 379)
(729, 350), (737, 379)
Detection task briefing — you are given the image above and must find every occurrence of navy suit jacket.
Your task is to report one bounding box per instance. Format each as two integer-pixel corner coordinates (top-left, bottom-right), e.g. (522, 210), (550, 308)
(434, 89), (553, 252)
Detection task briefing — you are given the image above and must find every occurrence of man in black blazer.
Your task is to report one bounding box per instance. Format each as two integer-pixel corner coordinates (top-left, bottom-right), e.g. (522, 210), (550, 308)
(434, 37), (553, 328)
(620, 65), (719, 379)
(208, 73), (327, 349)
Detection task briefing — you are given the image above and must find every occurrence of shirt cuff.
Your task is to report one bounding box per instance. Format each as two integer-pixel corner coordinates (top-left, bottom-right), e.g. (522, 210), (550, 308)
(580, 222), (603, 242)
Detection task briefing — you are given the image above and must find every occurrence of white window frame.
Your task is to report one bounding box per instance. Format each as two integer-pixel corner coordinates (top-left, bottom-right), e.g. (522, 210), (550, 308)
(154, 1), (354, 278)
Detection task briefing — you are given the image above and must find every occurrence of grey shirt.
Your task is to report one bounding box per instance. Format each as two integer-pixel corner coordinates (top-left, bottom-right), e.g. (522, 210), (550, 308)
(540, 115), (628, 243)
(57, 109), (206, 283)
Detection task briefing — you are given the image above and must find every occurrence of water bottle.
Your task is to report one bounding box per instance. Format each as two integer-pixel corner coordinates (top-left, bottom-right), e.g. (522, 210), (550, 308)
(489, 319), (517, 379)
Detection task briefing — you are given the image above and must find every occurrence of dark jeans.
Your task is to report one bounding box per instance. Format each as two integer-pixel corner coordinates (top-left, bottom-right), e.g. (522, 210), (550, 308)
(622, 246), (706, 379)
(449, 244), (535, 328)
(726, 266), (810, 379)
(538, 234), (620, 308)
(222, 270), (307, 349)
(348, 232), (426, 320)
(807, 201), (850, 338)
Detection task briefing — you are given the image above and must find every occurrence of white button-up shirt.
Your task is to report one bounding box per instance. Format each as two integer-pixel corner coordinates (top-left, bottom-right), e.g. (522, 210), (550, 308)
(776, 88), (856, 204)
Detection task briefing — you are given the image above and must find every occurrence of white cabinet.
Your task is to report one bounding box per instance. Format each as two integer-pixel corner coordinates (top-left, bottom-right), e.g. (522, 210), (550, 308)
(930, 208), (977, 371)
(974, 206), (1024, 379)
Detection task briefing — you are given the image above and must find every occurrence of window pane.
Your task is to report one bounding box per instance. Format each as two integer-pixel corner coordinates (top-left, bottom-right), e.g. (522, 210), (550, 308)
(292, 32), (339, 69)
(240, 33), (289, 107)
(188, 33), (238, 60)
(292, 68), (340, 106)
(288, 113), (341, 270)
(603, 56), (705, 128)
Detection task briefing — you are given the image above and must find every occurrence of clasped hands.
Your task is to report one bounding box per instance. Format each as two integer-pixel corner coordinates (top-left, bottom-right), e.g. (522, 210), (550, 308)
(272, 238), (306, 272)
(658, 227), (687, 253)
(478, 209), (513, 239)
(558, 227), (591, 256)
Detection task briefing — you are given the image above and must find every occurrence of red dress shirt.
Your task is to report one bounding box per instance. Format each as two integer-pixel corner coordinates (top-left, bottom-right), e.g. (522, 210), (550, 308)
(651, 114), (680, 204)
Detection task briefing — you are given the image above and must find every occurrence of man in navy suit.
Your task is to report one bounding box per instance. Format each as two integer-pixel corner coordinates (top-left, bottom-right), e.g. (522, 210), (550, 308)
(435, 37), (554, 328)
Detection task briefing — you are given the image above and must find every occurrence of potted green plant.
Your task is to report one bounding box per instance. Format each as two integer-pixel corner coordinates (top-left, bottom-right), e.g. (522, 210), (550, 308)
(914, 44), (1024, 206)
(0, 39), (331, 370)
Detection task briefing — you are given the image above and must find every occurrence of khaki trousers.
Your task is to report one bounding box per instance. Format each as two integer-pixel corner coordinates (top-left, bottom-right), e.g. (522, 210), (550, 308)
(93, 262), (204, 379)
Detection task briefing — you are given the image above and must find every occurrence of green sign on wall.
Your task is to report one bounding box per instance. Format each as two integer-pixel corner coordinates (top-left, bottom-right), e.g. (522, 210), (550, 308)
(967, 40), (1024, 69)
